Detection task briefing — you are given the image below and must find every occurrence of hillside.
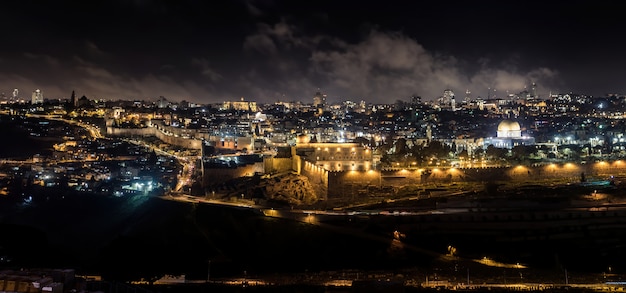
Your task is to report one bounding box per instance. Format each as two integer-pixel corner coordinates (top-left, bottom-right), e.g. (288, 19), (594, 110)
(211, 172), (322, 207)
(0, 194), (430, 281)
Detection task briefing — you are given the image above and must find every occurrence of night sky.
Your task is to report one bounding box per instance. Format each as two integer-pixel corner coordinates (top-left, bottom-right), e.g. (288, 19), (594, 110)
(1, 0), (624, 103)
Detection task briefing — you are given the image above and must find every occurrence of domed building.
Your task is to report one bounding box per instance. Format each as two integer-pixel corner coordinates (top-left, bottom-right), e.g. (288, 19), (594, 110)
(496, 120), (522, 138)
(484, 120), (535, 149)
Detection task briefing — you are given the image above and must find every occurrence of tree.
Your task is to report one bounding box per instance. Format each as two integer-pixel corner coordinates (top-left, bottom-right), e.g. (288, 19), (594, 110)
(458, 149), (469, 161)
(394, 138), (408, 156)
(353, 136), (370, 147)
(511, 145), (529, 162)
(424, 140), (450, 159)
(473, 147), (485, 160)
(486, 145), (507, 161)
(147, 149), (158, 165)
(561, 144), (581, 160)
(409, 144), (426, 165)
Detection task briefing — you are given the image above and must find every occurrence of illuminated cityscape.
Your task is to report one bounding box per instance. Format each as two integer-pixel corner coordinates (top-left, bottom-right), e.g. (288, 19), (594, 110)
(1, 87), (626, 291)
(2, 1), (626, 292)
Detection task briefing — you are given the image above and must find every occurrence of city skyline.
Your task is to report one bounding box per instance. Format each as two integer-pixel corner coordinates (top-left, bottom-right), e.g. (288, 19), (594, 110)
(1, 0), (624, 103)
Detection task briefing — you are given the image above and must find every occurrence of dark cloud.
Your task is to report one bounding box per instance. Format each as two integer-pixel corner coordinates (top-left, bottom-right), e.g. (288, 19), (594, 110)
(0, 1), (624, 103)
(244, 0), (264, 17)
(0, 24), (563, 103)
(191, 58), (222, 83)
(243, 34), (278, 55)
(0, 45), (218, 101)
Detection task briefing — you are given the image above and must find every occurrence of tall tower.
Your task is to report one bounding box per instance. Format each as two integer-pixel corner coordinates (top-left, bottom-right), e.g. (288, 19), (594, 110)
(70, 90), (76, 107)
(313, 90), (327, 116)
(313, 90), (326, 107)
(31, 89), (43, 104)
(451, 96), (456, 111)
(12, 89), (18, 101)
(443, 89), (455, 110)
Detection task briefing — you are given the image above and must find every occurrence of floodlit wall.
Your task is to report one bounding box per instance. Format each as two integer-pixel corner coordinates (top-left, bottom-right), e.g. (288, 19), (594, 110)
(301, 159), (328, 199)
(154, 129), (202, 149)
(325, 161), (626, 198)
(106, 126), (154, 137)
(203, 162), (264, 184)
(106, 126), (202, 149)
(264, 157), (293, 174)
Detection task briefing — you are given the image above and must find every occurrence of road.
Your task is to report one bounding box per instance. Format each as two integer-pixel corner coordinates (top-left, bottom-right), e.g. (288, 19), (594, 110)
(14, 113), (199, 194)
(160, 193), (484, 265)
(24, 113), (104, 139)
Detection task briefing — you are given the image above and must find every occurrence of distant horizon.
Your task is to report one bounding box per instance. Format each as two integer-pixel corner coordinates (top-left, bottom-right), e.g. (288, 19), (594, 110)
(1, 87), (619, 105)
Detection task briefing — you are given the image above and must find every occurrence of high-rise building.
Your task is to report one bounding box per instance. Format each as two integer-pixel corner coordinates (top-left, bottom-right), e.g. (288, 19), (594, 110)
(451, 95), (456, 111)
(12, 89), (18, 100)
(70, 90), (76, 107)
(31, 89), (44, 104)
(157, 96), (169, 108)
(442, 89), (455, 110)
(313, 91), (326, 108)
(443, 89), (455, 102)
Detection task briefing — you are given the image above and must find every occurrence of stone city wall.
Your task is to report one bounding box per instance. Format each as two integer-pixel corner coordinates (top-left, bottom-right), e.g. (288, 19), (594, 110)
(106, 126), (202, 150)
(300, 159), (328, 199)
(106, 126), (154, 137)
(203, 162), (264, 185)
(326, 161), (626, 197)
(264, 157), (293, 174)
(153, 129), (202, 149)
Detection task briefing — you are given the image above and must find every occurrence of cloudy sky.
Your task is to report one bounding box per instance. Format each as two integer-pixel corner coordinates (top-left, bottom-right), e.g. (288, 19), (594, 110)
(1, 0), (624, 103)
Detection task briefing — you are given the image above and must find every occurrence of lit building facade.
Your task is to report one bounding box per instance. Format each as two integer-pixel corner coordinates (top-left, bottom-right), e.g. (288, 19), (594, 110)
(32, 89), (44, 104)
(296, 135), (373, 171)
(222, 98), (258, 112)
(483, 120), (535, 149)
(313, 91), (327, 108)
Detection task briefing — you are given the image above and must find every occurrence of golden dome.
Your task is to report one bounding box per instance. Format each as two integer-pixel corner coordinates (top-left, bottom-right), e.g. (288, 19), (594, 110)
(496, 120), (521, 138)
(296, 134), (311, 144)
(497, 120), (521, 132)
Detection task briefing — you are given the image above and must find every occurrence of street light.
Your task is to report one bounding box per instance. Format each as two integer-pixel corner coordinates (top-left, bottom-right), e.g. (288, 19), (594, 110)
(447, 245), (457, 256)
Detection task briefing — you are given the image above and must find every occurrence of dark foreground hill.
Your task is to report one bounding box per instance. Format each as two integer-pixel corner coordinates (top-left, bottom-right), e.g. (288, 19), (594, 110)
(0, 194), (433, 282)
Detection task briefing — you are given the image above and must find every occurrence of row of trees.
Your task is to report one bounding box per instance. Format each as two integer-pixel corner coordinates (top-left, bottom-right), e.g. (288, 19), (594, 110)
(376, 139), (611, 168)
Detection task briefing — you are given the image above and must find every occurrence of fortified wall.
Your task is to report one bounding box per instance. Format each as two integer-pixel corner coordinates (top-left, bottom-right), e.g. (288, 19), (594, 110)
(301, 159), (329, 200)
(103, 122), (626, 200)
(202, 162), (264, 187)
(106, 126), (154, 137)
(326, 161), (626, 197)
(106, 125), (202, 150)
(263, 157), (293, 174)
(154, 128), (202, 149)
